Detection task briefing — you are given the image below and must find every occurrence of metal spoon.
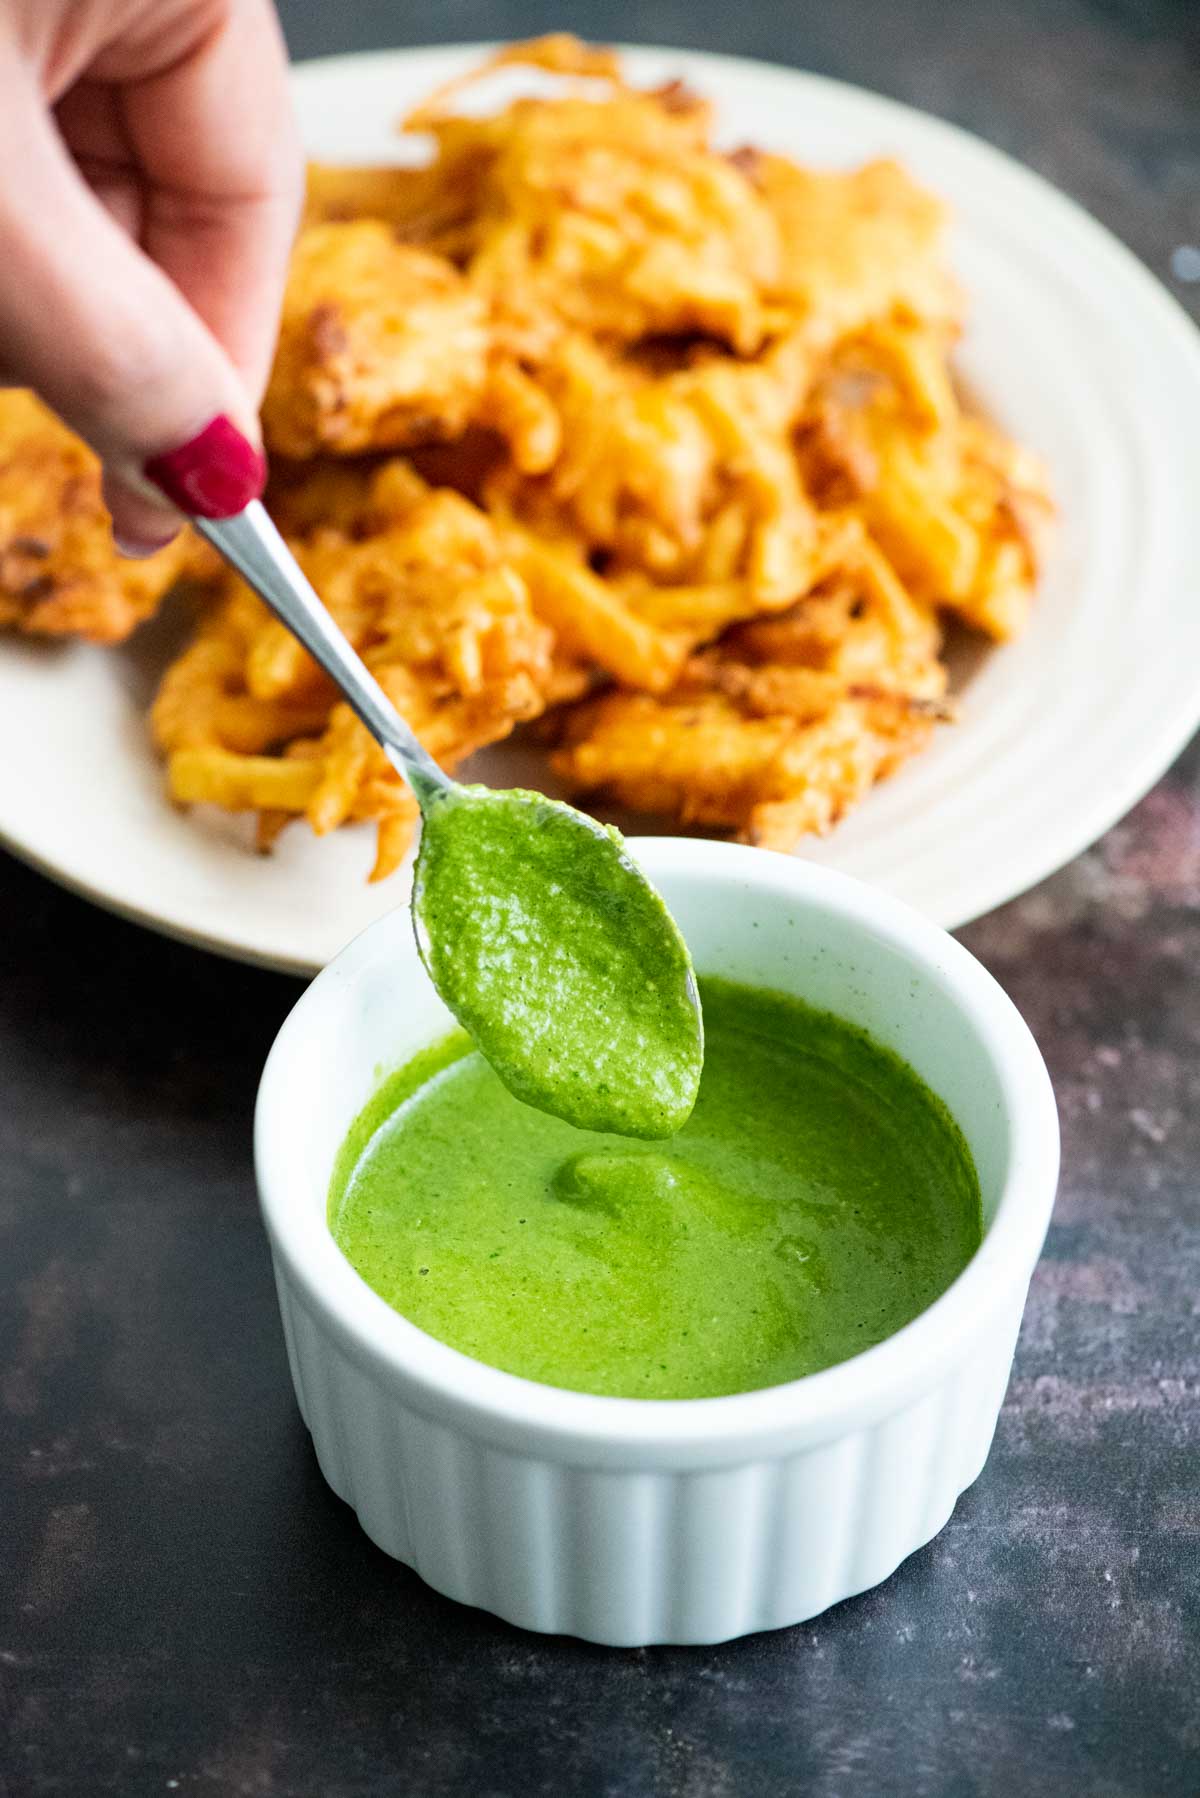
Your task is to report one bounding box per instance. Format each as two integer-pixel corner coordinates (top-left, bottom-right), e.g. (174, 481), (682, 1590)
(195, 500), (452, 810)
(192, 500), (704, 1138)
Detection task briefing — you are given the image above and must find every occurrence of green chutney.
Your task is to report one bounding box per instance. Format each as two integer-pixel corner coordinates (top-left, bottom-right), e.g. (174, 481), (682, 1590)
(412, 785), (702, 1139)
(329, 978), (983, 1400)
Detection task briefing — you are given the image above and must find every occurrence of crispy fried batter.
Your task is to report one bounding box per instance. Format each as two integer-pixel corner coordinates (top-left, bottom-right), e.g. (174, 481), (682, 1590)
(263, 454), (431, 539)
(263, 222), (562, 474)
(459, 103), (777, 352)
(554, 683), (939, 849)
(0, 391), (217, 642)
(402, 37), (778, 355)
(553, 540), (947, 849)
(952, 414), (1055, 639)
(487, 329), (818, 600)
(758, 157), (962, 347)
(0, 39), (1050, 878)
(262, 224), (493, 458)
(153, 464), (555, 876)
(163, 42), (1050, 870)
(797, 329), (1052, 637)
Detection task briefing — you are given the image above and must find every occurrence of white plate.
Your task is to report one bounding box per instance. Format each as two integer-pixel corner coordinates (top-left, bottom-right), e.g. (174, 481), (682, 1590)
(3, 43), (1198, 975)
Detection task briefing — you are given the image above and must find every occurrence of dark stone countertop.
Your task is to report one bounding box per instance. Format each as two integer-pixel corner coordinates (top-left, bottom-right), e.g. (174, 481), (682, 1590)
(2, 3), (1199, 1793)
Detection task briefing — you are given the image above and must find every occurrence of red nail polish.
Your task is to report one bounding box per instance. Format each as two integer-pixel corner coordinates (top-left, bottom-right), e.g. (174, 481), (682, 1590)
(144, 416), (266, 519)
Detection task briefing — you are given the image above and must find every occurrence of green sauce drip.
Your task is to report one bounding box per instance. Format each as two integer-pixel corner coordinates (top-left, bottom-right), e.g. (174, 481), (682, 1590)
(330, 978), (983, 1401)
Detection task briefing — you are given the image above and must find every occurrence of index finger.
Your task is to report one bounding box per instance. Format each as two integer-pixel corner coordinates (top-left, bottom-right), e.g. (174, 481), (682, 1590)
(114, 0), (304, 402)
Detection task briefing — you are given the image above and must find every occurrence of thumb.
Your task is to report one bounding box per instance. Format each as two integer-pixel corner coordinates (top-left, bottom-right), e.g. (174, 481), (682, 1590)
(0, 66), (264, 547)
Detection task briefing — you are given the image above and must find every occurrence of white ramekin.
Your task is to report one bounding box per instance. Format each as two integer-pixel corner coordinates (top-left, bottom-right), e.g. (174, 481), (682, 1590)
(255, 840), (1059, 1646)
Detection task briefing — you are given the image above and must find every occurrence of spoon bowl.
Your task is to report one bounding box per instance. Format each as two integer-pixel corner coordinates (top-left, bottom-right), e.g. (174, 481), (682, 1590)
(412, 783), (703, 1138)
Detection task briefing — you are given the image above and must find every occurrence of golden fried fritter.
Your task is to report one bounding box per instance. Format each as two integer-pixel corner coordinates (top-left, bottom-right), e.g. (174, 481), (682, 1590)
(263, 454), (431, 539)
(797, 332), (1052, 637)
(402, 38), (779, 354)
(0, 38), (1050, 881)
(952, 415), (1055, 639)
(154, 463), (555, 878)
(464, 101), (778, 352)
(553, 538), (948, 849)
(244, 45), (1050, 869)
(486, 329), (819, 612)
(554, 682), (940, 849)
(705, 529), (947, 699)
(262, 224), (492, 459)
(0, 391), (217, 642)
(758, 157), (962, 347)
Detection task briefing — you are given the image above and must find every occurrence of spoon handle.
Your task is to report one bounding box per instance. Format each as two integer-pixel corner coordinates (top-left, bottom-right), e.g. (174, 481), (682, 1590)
(195, 502), (450, 806)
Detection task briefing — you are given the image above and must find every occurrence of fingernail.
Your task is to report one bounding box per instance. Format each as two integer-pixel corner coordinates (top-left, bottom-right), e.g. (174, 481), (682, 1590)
(144, 415), (266, 519)
(114, 531), (176, 560)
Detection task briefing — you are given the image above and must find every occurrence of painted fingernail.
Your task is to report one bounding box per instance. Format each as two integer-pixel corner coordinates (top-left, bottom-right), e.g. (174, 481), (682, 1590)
(144, 415), (266, 519)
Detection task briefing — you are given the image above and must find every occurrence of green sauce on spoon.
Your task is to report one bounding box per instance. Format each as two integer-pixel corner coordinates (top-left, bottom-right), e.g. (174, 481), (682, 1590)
(176, 503), (700, 1138)
(412, 785), (703, 1140)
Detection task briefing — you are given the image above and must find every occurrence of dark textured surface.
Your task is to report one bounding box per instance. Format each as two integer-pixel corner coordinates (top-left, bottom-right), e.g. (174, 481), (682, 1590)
(3, 3), (1200, 1794)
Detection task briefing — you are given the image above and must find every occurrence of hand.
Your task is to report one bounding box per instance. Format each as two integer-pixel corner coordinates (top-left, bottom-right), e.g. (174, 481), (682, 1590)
(0, 0), (302, 548)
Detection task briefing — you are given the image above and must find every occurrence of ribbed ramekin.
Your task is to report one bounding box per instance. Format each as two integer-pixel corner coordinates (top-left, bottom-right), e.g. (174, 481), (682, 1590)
(255, 840), (1059, 1645)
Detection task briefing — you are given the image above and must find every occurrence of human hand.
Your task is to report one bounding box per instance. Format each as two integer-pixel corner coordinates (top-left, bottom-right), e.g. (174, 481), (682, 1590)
(0, 0), (302, 549)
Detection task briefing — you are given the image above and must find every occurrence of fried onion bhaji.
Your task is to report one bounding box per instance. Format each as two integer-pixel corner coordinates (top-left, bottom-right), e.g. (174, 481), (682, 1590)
(797, 329), (1053, 639)
(403, 39), (780, 355)
(175, 37), (1050, 870)
(553, 526), (952, 844)
(0, 391), (217, 641)
(486, 330), (819, 606)
(757, 156), (962, 349)
(153, 463), (554, 878)
(0, 37), (1048, 875)
(261, 224), (494, 459)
